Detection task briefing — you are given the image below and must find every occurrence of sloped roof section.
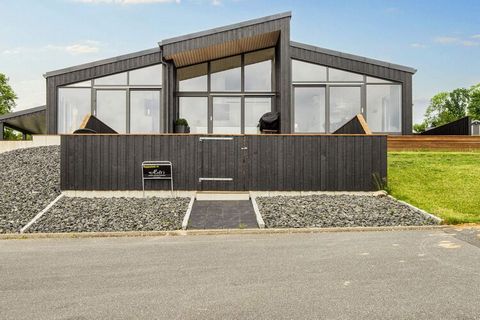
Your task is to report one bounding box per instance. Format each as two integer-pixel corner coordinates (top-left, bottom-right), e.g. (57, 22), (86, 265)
(0, 106), (46, 134)
(161, 12), (291, 67)
(290, 41), (416, 74)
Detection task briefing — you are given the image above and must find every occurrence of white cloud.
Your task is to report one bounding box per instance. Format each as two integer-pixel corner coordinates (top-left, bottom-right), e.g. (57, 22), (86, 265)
(471, 34), (480, 39)
(434, 36), (459, 44)
(434, 36), (479, 47)
(74, 0), (180, 4)
(211, 0), (222, 5)
(410, 43), (427, 48)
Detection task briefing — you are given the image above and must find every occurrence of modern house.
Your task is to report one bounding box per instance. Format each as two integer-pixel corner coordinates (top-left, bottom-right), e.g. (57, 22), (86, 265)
(0, 12), (416, 139)
(1, 12), (421, 192)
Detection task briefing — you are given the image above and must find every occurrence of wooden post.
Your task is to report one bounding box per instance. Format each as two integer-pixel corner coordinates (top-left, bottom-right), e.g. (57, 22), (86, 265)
(0, 122), (4, 140)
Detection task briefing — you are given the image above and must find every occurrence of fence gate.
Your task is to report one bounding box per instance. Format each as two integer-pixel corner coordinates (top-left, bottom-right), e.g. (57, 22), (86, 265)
(198, 136), (247, 191)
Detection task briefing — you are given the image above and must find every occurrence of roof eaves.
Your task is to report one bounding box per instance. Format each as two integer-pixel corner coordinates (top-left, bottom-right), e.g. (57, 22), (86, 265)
(159, 11), (291, 46)
(0, 105), (46, 122)
(290, 41), (417, 74)
(43, 47), (160, 78)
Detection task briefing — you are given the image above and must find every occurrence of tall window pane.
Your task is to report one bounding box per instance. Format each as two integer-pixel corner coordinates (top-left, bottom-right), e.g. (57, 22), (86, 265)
(212, 97), (241, 134)
(57, 88), (91, 134)
(210, 56), (241, 92)
(94, 72), (128, 86)
(367, 85), (402, 132)
(129, 65), (162, 86)
(294, 87), (326, 133)
(244, 97), (271, 133)
(329, 86), (362, 132)
(179, 97), (208, 133)
(96, 90), (127, 133)
(292, 59), (327, 82)
(177, 63), (208, 92)
(328, 68), (363, 82)
(244, 48), (274, 91)
(130, 90), (160, 133)
(366, 76), (393, 84)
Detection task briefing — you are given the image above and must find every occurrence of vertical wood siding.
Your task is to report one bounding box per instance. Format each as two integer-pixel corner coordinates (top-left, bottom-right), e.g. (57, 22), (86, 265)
(61, 134), (387, 191)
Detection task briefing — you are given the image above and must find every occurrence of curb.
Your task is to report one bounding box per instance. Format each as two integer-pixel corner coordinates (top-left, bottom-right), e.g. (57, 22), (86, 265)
(0, 225), (448, 240)
(250, 195), (265, 229)
(387, 195), (443, 224)
(20, 194), (65, 233)
(182, 196), (195, 230)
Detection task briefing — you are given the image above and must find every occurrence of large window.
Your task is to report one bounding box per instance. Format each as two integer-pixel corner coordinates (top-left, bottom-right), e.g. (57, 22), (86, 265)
(57, 88), (91, 134)
(130, 90), (161, 133)
(96, 90), (127, 133)
(294, 87), (326, 133)
(367, 85), (402, 133)
(329, 87), (362, 132)
(178, 97), (208, 134)
(292, 59), (402, 133)
(245, 97), (272, 134)
(176, 48), (275, 134)
(57, 64), (162, 133)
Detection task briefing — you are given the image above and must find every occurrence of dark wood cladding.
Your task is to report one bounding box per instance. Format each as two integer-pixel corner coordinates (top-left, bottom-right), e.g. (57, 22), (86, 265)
(61, 134), (387, 191)
(290, 45), (413, 135)
(420, 116), (471, 135)
(46, 51), (162, 134)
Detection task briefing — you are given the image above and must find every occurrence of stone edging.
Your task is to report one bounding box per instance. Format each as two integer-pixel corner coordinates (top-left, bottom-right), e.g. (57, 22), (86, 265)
(387, 195), (443, 224)
(250, 196), (265, 229)
(182, 196), (195, 230)
(0, 225), (448, 240)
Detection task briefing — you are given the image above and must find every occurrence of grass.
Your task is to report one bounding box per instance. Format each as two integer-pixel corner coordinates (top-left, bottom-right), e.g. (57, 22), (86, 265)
(388, 151), (480, 224)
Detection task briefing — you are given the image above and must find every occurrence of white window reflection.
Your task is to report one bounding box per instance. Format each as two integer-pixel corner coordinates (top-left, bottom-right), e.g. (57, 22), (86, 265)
(57, 88), (91, 134)
(329, 87), (362, 132)
(179, 97), (208, 133)
(244, 97), (271, 133)
(212, 97), (241, 134)
(294, 87), (326, 133)
(367, 85), (401, 132)
(130, 90), (160, 133)
(96, 90), (127, 133)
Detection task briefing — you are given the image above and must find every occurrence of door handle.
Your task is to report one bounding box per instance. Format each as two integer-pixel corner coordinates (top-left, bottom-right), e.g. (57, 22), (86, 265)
(241, 147), (248, 150)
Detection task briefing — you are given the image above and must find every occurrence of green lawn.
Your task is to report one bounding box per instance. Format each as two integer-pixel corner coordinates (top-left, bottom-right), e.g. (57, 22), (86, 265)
(388, 151), (480, 224)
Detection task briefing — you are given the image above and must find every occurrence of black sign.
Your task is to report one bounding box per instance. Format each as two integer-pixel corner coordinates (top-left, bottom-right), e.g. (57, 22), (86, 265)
(142, 163), (172, 179)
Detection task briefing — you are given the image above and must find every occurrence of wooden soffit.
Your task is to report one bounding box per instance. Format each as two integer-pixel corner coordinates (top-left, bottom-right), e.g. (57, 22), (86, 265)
(165, 31), (280, 67)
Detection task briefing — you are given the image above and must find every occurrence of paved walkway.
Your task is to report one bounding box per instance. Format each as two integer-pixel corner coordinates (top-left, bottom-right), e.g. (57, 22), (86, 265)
(188, 200), (258, 229)
(0, 229), (479, 319)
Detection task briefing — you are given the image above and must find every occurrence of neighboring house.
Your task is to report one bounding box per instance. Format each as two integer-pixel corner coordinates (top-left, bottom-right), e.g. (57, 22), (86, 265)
(0, 12), (416, 139)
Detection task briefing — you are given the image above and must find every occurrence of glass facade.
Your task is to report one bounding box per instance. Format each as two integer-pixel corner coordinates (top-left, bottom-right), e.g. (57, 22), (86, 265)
(57, 88), (91, 134)
(178, 97), (208, 133)
(57, 64), (162, 133)
(176, 48), (275, 134)
(130, 90), (161, 133)
(294, 87), (326, 133)
(244, 97), (272, 134)
(292, 59), (402, 133)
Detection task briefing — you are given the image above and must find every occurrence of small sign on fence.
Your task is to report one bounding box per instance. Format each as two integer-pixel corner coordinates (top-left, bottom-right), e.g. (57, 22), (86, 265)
(141, 161), (173, 196)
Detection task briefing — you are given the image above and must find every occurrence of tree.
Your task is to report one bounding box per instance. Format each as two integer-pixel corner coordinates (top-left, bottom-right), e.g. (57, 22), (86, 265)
(414, 85), (477, 133)
(0, 73), (21, 140)
(468, 84), (480, 120)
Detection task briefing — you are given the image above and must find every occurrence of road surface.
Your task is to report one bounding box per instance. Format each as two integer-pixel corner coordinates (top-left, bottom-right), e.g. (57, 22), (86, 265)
(1, 229), (479, 319)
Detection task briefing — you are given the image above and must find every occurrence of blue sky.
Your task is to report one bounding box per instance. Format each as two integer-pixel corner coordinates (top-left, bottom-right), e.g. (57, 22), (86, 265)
(1, 0), (479, 124)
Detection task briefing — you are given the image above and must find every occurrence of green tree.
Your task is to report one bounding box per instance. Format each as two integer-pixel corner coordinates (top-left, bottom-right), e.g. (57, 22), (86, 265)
(0, 73), (21, 140)
(468, 84), (480, 120)
(414, 87), (473, 133)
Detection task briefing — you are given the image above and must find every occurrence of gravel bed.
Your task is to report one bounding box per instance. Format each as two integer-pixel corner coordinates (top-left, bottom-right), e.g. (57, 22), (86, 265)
(27, 197), (190, 233)
(0, 146), (60, 233)
(256, 194), (439, 228)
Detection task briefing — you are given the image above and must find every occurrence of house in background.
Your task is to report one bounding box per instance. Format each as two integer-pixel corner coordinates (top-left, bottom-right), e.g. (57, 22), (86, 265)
(0, 12), (416, 139)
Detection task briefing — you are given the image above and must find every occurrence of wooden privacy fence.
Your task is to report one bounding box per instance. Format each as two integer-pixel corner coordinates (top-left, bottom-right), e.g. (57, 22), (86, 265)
(388, 135), (480, 151)
(61, 134), (387, 191)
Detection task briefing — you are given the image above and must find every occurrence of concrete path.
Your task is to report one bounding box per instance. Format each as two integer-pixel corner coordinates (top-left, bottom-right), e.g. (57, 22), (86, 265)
(0, 229), (479, 319)
(188, 200), (258, 229)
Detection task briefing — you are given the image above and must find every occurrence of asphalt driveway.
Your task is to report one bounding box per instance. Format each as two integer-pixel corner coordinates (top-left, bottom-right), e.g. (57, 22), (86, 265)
(0, 228), (479, 320)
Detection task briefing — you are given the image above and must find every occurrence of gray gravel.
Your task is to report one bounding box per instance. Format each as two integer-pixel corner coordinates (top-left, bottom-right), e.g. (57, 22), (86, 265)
(256, 194), (439, 228)
(0, 146), (60, 233)
(27, 197), (190, 233)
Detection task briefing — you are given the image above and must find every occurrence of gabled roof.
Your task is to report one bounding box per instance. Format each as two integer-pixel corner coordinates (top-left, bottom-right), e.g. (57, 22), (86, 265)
(290, 41), (417, 74)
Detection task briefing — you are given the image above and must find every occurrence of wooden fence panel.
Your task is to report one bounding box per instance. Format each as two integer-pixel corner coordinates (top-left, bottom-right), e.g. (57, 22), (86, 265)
(61, 134), (387, 191)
